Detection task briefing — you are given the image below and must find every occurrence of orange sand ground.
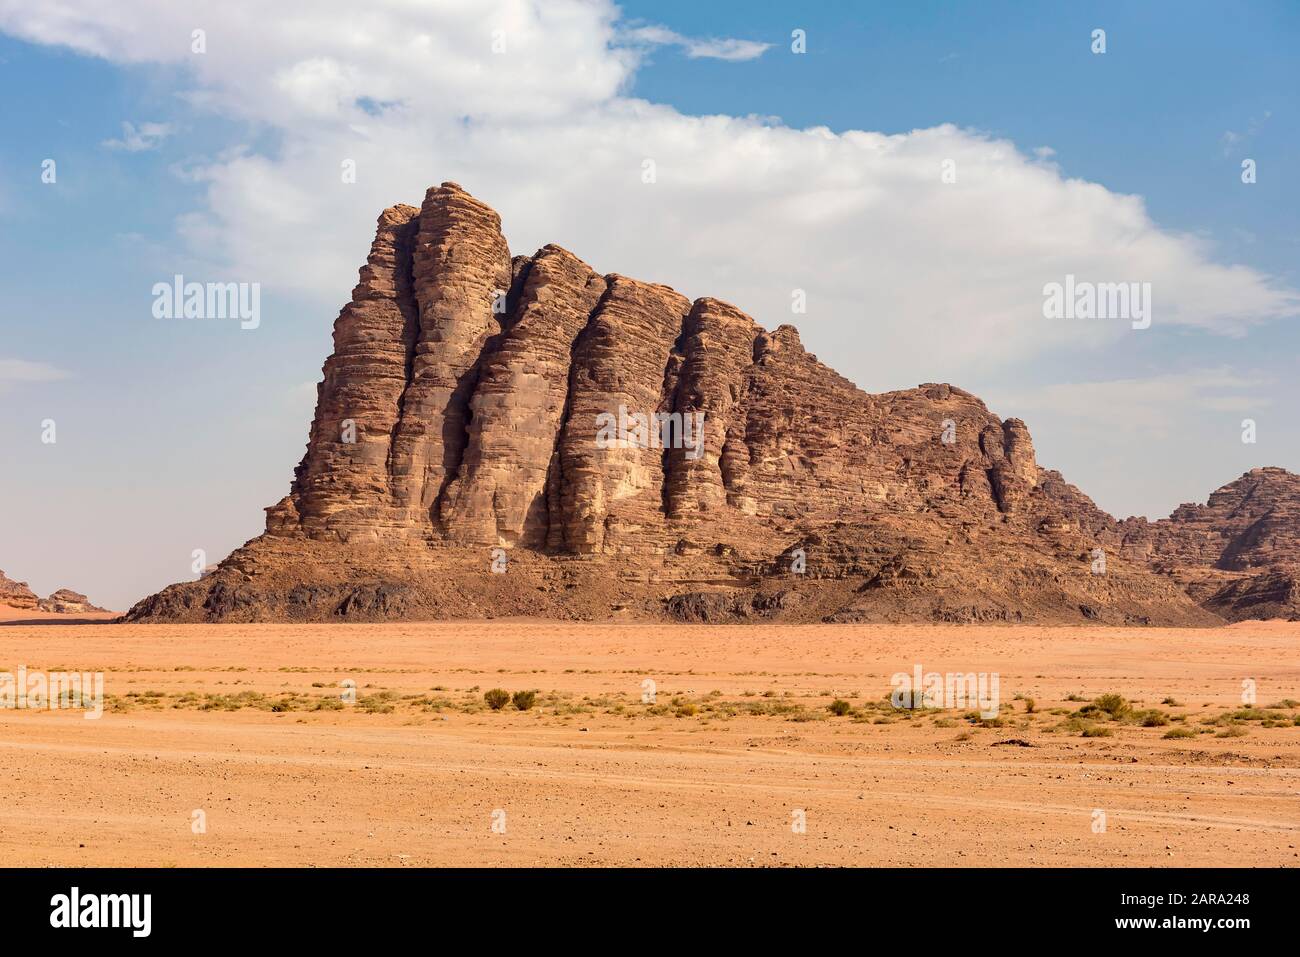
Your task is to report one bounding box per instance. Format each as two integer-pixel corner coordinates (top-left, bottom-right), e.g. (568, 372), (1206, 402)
(0, 620), (1296, 867)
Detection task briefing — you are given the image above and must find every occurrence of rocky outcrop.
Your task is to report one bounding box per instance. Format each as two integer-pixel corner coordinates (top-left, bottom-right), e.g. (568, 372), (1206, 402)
(1, 572), (107, 615)
(122, 182), (1288, 626)
(0, 570), (39, 610)
(1119, 467), (1300, 620)
(37, 589), (107, 614)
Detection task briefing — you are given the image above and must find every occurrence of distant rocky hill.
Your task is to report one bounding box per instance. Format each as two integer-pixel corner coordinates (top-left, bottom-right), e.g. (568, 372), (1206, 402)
(1120, 468), (1300, 621)
(123, 183), (1294, 625)
(0, 570), (106, 615)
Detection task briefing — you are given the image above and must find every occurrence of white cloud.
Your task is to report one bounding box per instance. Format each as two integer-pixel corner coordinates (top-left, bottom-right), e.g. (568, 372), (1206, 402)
(0, 357), (73, 392)
(0, 0), (1295, 399)
(102, 120), (172, 151)
(625, 24), (771, 61)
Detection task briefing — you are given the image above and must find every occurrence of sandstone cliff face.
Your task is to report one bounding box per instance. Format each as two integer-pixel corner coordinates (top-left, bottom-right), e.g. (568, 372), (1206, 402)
(123, 183), (1290, 625)
(389, 184), (514, 535)
(440, 245), (607, 547)
(550, 276), (691, 554)
(290, 203), (420, 540)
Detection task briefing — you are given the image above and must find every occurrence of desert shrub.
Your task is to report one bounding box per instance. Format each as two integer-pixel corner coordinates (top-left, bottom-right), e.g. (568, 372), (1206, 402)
(1080, 724), (1112, 738)
(1162, 727), (1196, 739)
(1227, 708), (1272, 722)
(358, 692), (397, 714)
(1023, 697), (1036, 714)
(484, 688), (511, 710)
(1136, 709), (1169, 727)
(511, 690), (536, 711)
(787, 708), (824, 722)
(418, 695), (457, 712)
(199, 691), (269, 712)
(1092, 693), (1130, 718)
(1217, 724), (1248, 738)
(828, 699), (852, 716)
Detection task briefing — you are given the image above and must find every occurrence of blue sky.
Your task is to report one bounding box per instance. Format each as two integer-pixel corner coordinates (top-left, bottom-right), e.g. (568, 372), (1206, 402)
(623, 0), (1298, 275)
(1, 1), (1296, 609)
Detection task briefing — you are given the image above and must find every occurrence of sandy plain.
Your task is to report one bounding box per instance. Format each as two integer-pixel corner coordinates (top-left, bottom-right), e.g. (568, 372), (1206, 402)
(0, 619), (1296, 867)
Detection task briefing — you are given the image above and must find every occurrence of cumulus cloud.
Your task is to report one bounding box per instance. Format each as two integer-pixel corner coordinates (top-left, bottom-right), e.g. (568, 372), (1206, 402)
(0, 0), (1295, 396)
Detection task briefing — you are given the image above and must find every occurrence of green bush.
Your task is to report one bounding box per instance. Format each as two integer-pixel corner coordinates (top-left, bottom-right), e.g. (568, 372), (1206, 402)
(511, 690), (536, 711)
(828, 699), (852, 716)
(484, 688), (511, 710)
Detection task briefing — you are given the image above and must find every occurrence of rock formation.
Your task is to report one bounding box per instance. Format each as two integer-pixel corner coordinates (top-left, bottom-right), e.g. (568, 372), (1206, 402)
(37, 589), (108, 615)
(0, 571), (107, 615)
(0, 571), (39, 611)
(1120, 467), (1300, 620)
(123, 182), (1294, 625)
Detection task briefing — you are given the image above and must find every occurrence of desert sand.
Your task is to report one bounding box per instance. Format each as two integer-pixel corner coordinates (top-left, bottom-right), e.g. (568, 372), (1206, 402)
(0, 620), (1296, 867)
